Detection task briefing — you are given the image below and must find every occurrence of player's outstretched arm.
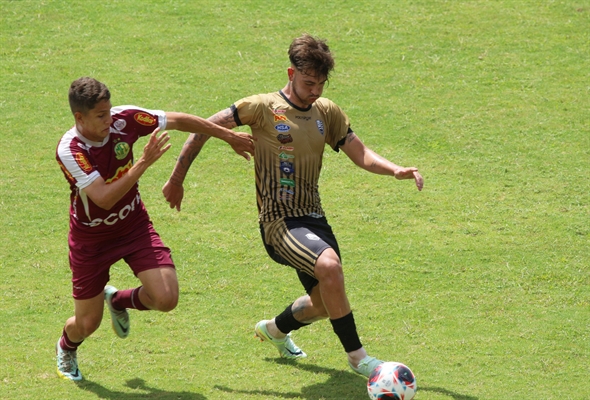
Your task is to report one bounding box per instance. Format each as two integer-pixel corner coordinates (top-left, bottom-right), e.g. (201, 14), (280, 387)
(86, 128), (171, 210)
(162, 108), (242, 211)
(340, 131), (423, 191)
(165, 111), (254, 160)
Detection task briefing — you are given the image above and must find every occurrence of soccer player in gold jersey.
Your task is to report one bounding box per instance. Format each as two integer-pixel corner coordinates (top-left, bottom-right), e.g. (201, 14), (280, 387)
(163, 34), (423, 377)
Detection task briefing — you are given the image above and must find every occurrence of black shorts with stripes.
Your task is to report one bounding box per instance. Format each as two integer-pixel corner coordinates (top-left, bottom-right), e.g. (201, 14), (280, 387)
(260, 215), (341, 294)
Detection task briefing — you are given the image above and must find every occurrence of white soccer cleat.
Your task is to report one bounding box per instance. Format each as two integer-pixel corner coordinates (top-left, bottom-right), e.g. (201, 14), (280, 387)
(104, 285), (130, 339)
(254, 320), (307, 359)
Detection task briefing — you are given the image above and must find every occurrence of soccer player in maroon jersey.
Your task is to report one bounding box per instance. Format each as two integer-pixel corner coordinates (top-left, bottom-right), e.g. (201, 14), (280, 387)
(163, 35), (423, 378)
(54, 77), (255, 381)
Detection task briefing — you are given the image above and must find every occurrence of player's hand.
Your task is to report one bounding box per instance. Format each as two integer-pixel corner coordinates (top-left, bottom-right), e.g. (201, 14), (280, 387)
(162, 179), (184, 211)
(139, 128), (171, 167)
(227, 131), (256, 161)
(394, 167), (424, 191)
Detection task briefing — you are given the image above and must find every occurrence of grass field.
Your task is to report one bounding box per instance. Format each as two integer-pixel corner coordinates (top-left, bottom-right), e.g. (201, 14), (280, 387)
(0, 1), (588, 399)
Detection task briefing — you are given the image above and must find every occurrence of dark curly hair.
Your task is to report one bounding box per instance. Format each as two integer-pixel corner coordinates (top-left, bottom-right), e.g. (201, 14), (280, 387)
(288, 34), (335, 79)
(68, 77), (111, 115)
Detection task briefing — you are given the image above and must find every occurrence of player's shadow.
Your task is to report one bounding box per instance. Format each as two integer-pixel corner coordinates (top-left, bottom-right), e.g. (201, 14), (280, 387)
(419, 385), (479, 400)
(214, 358), (479, 400)
(76, 377), (205, 399)
(214, 358), (368, 399)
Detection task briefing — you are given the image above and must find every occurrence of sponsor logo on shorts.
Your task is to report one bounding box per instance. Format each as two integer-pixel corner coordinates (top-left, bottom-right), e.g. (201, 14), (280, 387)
(113, 119), (127, 130)
(74, 152), (93, 173)
(114, 142), (130, 160)
(316, 120), (325, 135)
(82, 193), (141, 227)
(276, 134), (293, 144)
(305, 233), (320, 241)
(134, 112), (157, 126)
(274, 123), (291, 133)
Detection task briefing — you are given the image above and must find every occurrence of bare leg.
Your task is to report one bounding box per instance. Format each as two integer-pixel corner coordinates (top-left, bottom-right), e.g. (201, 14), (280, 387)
(136, 267), (179, 312)
(64, 293), (105, 343)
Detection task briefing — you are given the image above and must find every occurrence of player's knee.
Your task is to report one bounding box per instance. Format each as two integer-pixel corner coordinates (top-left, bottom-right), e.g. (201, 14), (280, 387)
(153, 291), (178, 312)
(315, 257), (343, 283)
(76, 316), (101, 338)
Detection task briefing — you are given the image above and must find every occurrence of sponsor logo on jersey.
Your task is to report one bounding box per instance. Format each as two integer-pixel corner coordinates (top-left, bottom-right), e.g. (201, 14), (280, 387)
(280, 188), (295, 195)
(280, 161), (295, 175)
(113, 119), (127, 130)
(316, 119), (325, 135)
(134, 112), (157, 126)
(280, 178), (295, 187)
(305, 233), (321, 241)
(276, 134), (293, 144)
(274, 123), (291, 133)
(74, 152), (93, 173)
(105, 160), (133, 184)
(274, 114), (288, 122)
(279, 152), (294, 160)
(295, 115), (311, 121)
(82, 193), (141, 227)
(273, 108), (286, 114)
(57, 160), (74, 181)
(114, 142), (130, 160)
(278, 146), (294, 151)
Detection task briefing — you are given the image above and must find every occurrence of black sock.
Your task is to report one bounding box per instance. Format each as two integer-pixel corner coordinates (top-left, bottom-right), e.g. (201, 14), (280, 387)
(330, 311), (362, 353)
(275, 303), (310, 334)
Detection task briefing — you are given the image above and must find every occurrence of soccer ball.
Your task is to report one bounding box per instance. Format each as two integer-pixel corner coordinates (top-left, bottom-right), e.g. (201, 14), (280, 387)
(367, 362), (417, 400)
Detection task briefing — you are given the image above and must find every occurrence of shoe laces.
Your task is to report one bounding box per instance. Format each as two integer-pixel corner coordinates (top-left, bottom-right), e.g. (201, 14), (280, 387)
(58, 349), (78, 373)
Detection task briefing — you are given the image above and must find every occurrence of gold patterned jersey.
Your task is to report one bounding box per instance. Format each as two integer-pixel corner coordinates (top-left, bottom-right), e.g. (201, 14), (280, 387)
(232, 91), (351, 222)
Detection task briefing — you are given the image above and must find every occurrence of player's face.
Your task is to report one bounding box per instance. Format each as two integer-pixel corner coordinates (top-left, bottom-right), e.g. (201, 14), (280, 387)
(289, 67), (327, 108)
(75, 99), (113, 142)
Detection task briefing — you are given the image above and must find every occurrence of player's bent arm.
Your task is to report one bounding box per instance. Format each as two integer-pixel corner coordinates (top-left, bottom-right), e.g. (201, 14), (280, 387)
(340, 131), (424, 191)
(163, 108), (241, 211)
(87, 128), (172, 209)
(83, 157), (152, 210)
(340, 132), (401, 176)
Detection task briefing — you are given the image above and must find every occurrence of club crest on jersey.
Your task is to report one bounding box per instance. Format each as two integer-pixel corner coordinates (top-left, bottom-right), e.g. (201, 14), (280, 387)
(113, 119), (127, 130)
(276, 134), (293, 144)
(74, 152), (92, 172)
(316, 120), (325, 135)
(274, 123), (291, 133)
(134, 112), (156, 126)
(280, 161), (295, 175)
(114, 142), (130, 160)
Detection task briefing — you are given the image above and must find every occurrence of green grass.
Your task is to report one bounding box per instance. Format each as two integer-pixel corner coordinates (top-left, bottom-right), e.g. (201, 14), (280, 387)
(1, 1), (588, 399)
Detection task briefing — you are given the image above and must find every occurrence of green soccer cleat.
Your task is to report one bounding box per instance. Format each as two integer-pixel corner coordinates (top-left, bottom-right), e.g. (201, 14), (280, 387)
(349, 355), (384, 378)
(56, 341), (83, 381)
(254, 320), (307, 359)
(104, 285), (130, 339)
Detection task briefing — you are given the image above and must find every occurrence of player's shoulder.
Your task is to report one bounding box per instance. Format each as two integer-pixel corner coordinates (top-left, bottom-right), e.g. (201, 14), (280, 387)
(313, 97), (342, 114)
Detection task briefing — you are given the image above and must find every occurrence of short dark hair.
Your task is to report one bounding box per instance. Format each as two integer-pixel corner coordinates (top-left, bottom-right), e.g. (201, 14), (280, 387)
(288, 34), (335, 79)
(68, 77), (111, 115)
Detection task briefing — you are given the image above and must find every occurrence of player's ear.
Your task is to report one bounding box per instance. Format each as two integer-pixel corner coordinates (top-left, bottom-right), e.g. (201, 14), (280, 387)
(74, 111), (84, 125)
(288, 67), (295, 81)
